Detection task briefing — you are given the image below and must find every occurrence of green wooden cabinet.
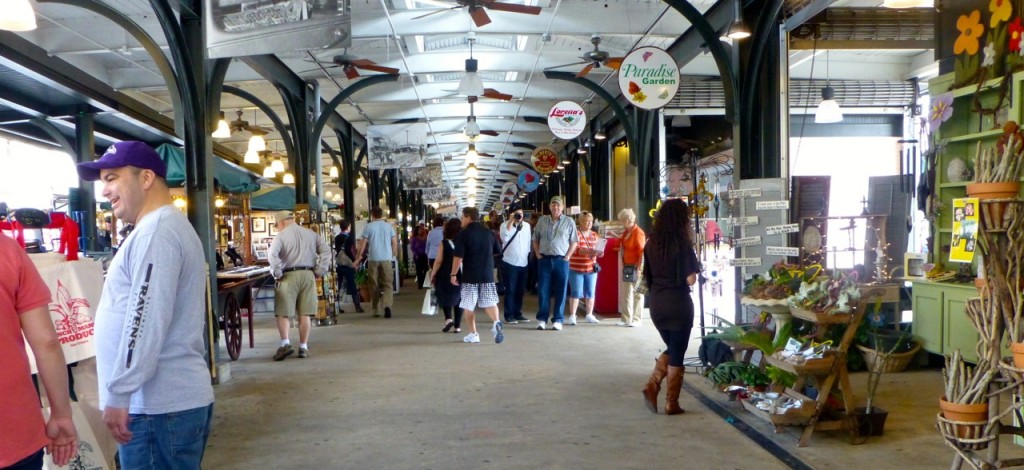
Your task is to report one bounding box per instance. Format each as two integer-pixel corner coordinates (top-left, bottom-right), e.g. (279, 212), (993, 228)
(912, 280), (979, 363)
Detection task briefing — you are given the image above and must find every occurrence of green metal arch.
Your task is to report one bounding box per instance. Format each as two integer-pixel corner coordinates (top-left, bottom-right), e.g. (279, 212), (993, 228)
(28, 117), (75, 158)
(221, 85), (296, 159)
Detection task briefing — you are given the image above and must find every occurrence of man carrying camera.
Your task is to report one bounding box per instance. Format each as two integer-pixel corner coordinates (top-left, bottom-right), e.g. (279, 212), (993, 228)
(499, 204), (532, 324)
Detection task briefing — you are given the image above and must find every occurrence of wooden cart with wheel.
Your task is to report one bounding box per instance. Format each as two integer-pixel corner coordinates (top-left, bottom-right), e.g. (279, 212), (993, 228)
(216, 267), (271, 361)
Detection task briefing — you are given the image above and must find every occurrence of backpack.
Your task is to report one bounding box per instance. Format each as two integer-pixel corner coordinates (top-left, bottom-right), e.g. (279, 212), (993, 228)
(698, 337), (733, 369)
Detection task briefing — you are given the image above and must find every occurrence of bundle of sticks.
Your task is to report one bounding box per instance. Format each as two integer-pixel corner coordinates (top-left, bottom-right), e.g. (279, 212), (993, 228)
(974, 123), (1024, 183)
(944, 350), (994, 405)
(965, 298), (1001, 364)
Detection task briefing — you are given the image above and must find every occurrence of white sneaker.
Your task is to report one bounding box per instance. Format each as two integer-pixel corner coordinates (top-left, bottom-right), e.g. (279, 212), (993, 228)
(568, 316), (578, 326)
(616, 321), (628, 326)
(552, 322), (563, 331)
(537, 323), (546, 331)
(585, 314), (601, 323)
(629, 321), (641, 328)
(463, 332), (480, 343)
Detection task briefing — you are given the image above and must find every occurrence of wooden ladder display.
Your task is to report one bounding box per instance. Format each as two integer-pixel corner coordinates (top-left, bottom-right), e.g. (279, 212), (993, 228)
(764, 289), (883, 447)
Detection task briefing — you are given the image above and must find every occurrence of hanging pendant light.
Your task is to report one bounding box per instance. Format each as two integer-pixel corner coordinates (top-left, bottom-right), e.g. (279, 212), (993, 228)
(243, 148), (260, 164)
(271, 154), (285, 173)
(466, 163), (478, 179)
(282, 172), (295, 184)
(814, 51), (844, 123)
(329, 166), (339, 178)
(466, 144), (480, 164)
(0, 0), (37, 31)
(594, 122), (606, 141)
(212, 111), (231, 139)
(263, 165), (276, 179)
(722, 0), (750, 40)
(248, 132), (266, 153)
(458, 36), (485, 97)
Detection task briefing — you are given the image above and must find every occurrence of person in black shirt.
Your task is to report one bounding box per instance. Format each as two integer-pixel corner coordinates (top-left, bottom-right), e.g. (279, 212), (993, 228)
(450, 207), (504, 344)
(430, 218), (464, 333)
(334, 220), (363, 313)
(640, 199), (700, 416)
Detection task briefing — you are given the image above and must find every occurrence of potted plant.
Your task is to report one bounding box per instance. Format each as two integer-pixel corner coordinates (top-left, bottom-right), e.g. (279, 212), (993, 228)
(940, 350), (993, 424)
(850, 324), (917, 437)
(355, 265), (372, 302)
(787, 270), (862, 323)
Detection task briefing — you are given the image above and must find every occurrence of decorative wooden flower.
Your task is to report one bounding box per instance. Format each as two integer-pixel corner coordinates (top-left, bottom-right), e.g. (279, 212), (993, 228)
(983, 42), (997, 66)
(1010, 17), (1023, 52)
(930, 93), (954, 131)
(956, 10), (985, 55)
(990, 0), (1012, 28)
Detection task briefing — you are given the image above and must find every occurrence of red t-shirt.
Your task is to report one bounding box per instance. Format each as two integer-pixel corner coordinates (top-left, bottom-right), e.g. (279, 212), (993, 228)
(0, 234), (53, 466)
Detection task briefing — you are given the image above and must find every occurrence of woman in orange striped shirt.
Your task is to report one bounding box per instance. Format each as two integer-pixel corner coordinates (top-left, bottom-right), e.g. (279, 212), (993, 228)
(567, 212), (603, 325)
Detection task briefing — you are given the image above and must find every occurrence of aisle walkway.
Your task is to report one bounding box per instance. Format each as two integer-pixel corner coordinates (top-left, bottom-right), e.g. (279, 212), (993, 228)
(204, 288), (790, 469)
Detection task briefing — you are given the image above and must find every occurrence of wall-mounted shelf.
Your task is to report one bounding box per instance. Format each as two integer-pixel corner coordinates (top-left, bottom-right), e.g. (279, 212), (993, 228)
(942, 128), (1004, 143)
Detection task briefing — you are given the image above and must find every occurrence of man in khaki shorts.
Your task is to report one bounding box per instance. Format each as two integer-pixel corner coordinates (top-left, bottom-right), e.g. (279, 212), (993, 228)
(269, 211), (331, 360)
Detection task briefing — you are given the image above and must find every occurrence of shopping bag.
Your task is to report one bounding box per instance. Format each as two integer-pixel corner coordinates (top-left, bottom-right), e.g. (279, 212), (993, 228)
(26, 256), (104, 373)
(421, 275), (431, 289)
(43, 400), (114, 469)
(421, 289), (437, 316)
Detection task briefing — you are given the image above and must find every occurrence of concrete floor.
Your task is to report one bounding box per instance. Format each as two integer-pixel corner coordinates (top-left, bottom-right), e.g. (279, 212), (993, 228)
(204, 287), (1022, 469)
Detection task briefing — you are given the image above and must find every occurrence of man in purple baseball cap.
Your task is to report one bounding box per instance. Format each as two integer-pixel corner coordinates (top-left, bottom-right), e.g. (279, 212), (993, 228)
(77, 141), (215, 468)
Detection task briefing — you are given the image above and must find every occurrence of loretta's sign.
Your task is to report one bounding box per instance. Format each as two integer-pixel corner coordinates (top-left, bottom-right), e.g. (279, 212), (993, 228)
(617, 46), (679, 110)
(547, 101), (586, 139)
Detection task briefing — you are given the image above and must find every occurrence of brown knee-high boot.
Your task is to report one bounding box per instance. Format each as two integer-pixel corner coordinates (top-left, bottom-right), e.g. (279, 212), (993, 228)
(642, 353), (670, 414)
(664, 366), (685, 415)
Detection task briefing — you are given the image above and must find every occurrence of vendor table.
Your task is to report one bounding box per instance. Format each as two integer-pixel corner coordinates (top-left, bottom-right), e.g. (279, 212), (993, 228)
(217, 266), (271, 360)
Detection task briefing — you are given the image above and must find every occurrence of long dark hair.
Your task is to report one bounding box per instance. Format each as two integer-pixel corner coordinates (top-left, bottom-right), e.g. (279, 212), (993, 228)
(649, 199), (695, 260)
(443, 218), (462, 240)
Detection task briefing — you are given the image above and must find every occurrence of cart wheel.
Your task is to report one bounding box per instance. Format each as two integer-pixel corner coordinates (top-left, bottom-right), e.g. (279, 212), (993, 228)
(224, 293), (242, 361)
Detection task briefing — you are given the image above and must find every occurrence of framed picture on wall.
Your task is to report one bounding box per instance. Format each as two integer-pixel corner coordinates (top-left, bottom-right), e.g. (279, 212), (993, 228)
(269, 222), (278, 236)
(251, 217), (266, 233)
(218, 226), (231, 245)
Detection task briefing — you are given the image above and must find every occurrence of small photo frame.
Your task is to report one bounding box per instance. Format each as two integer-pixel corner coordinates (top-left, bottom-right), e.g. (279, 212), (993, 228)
(218, 226), (231, 245)
(269, 222), (278, 236)
(905, 252), (927, 278)
(251, 217), (266, 233)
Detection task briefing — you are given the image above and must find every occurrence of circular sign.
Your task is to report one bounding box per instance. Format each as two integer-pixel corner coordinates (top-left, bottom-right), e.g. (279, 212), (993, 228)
(531, 146), (559, 175)
(517, 169), (541, 192)
(499, 182), (518, 205)
(617, 46), (680, 110)
(547, 101), (586, 140)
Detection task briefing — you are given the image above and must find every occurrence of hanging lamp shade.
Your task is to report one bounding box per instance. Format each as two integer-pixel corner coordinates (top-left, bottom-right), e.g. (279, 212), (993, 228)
(282, 172), (295, 184)
(0, 0), (37, 31)
(333, 194), (342, 203)
(263, 166), (276, 178)
(464, 116), (481, 137)
(243, 148), (260, 164)
(329, 166), (339, 178)
(466, 163), (478, 179)
(724, 20), (751, 40)
(248, 133), (267, 153)
(212, 112), (231, 139)
(458, 58), (485, 97)
(271, 155), (286, 173)
(466, 144), (479, 164)
(814, 86), (844, 123)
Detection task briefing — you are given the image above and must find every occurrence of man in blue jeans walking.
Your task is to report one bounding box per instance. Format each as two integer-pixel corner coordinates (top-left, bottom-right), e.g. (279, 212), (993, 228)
(531, 196), (578, 331)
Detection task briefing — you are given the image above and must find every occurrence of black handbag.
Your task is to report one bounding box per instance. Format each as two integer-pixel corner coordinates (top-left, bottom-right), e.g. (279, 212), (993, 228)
(622, 264), (638, 282)
(593, 263), (601, 273)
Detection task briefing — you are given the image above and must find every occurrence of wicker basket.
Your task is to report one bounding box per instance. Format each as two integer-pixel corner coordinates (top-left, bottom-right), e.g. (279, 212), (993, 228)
(936, 414), (995, 451)
(855, 342), (921, 373)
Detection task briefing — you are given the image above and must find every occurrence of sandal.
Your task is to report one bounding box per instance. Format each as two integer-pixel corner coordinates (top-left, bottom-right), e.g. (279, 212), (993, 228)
(442, 319), (454, 333)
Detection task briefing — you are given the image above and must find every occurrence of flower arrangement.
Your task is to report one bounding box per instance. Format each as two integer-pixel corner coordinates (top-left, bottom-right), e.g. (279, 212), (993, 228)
(787, 270), (862, 315)
(742, 262), (822, 301)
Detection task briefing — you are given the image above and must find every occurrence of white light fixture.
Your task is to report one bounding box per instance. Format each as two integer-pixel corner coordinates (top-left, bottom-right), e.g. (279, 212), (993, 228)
(333, 194), (342, 203)
(326, 190), (334, 199)
(214, 197), (226, 208)
(173, 197), (187, 209)
(282, 172), (295, 184)
(329, 166), (339, 178)
(464, 116), (481, 138)
(594, 122), (606, 140)
(212, 112), (231, 139)
(722, 0), (750, 40)
(243, 148), (260, 164)
(814, 51), (844, 124)
(0, 0), (37, 31)
(881, 0), (931, 7)
(263, 166), (276, 178)
(248, 133), (266, 153)
(458, 36), (485, 97)
(271, 154), (285, 173)
(466, 144), (480, 164)
(466, 163), (478, 179)
(577, 147), (587, 155)
(467, 185), (477, 195)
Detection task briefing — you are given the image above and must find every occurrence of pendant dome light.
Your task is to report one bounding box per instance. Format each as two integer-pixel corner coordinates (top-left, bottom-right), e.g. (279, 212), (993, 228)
(457, 34), (485, 97)
(212, 111), (231, 139)
(0, 0), (37, 31)
(329, 166), (339, 178)
(814, 51), (844, 123)
(722, 0), (750, 40)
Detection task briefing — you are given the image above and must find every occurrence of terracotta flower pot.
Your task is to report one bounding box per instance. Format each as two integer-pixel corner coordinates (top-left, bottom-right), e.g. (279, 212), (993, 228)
(966, 181), (1020, 200)
(939, 396), (988, 422)
(1012, 342), (1024, 369)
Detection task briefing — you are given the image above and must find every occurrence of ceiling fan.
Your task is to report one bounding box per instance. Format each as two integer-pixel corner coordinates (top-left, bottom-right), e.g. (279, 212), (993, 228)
(411, 0), (541, 28)
(306, 53), (401, 79)
(228, 110), (273, 135)
(547, 34), (624, 78)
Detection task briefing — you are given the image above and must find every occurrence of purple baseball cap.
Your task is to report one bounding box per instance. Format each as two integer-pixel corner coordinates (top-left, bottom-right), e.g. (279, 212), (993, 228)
(76, 141), (167, 182)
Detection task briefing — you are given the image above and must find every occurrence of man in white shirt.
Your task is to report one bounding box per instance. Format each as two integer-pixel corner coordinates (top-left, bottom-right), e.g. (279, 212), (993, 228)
(499, 204), (532, 324)
(268, 211), (332, 360)
(355, 207), (398, 318)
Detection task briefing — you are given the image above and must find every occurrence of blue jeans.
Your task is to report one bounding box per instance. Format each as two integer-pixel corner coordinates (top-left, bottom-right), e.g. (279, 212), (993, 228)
(536, 256), (569, 324)
(119, 404), (213, 470)
(501, 261), (527, 321)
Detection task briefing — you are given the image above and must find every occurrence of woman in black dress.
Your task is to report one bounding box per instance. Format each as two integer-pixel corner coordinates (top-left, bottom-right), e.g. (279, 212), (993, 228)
(430, 218), (463, 333)
(640, 199), (699, 415)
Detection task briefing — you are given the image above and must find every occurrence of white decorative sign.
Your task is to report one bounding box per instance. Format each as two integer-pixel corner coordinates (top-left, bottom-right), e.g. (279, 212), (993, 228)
(734, 236), (762, 247)
(617, 46), (680, 110)
(547, 101), (587, 139)
(766, 246), (801, 257)
(729, 258), (763, 267)
(727, 216), (759, 226)
(756, 200), (790, 210)
(765, 223), (801, 235)
(727, 188), (762, 199)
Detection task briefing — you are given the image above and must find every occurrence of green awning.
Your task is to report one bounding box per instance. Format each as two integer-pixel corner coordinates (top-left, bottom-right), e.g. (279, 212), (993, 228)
(156, 144), (261, 194)
(251, 186), (339, 211)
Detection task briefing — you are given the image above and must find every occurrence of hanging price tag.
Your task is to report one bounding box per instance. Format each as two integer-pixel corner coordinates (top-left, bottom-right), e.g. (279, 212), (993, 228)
(726, 216), (759, 226)
(765, 223), (800, 235)
(727, 188), (762, 199)
(729, 258), (763, 267)
(766, 246), (800, 257)
(756, 200), (790, 210)
(734, 236), (762, 247)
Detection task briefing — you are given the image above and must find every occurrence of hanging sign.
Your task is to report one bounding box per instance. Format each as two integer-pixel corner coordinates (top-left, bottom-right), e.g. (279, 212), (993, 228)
(734, 236), (762, 247)
(726, 216), (759, 226)
(499, 182), (518, 205)
(531, 146), (559, 175)
(765, 223), (801, 235)
(728, 188), (762, 199)
(950, 197), (979, 263)
(547, 101), (587, 139)
(766, 246), (801, 257)
(517, 169), (542, 192)
(729, 258), (763, 267)
(618, 46), (680, 110)
(756, 200), (790, 210)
